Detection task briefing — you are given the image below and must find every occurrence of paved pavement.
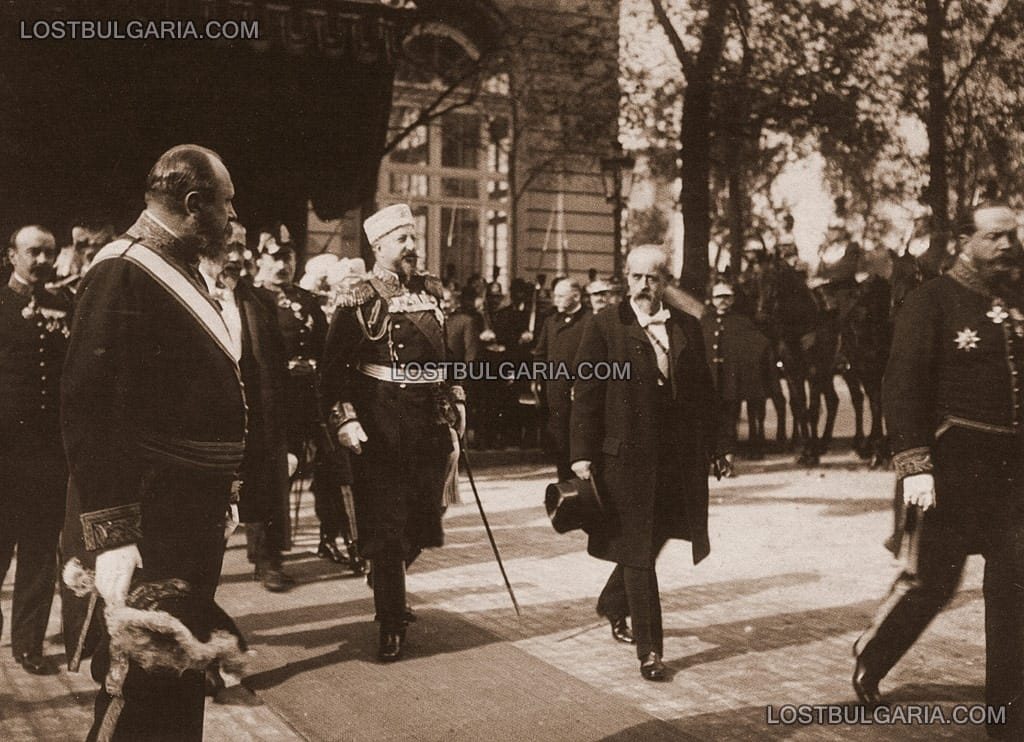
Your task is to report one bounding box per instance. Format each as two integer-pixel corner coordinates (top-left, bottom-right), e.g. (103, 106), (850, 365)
(1, 445), (997, 741)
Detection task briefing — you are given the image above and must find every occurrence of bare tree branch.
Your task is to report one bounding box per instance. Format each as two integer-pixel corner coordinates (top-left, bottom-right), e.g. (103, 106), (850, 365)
(382, 61), (487, 156)
(650, 0), (694, 79)
(946, 0), (1015, 105)
(513, 155), (560, 203)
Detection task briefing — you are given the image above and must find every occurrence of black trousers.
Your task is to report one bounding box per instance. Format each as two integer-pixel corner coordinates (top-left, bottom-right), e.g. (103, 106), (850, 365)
(596, 536), (669, 660)
(0, 439), (65, 659)
(856, 429), (1024, 733)
(87, 471), (233, 742)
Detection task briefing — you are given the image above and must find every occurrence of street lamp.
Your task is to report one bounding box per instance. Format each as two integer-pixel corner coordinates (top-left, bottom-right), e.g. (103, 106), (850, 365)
(600, 143), (636, 279)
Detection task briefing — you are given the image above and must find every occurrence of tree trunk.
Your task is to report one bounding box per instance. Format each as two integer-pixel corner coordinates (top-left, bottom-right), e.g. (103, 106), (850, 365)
(677, 0), (729, 296)
(924, 0), (949, 257)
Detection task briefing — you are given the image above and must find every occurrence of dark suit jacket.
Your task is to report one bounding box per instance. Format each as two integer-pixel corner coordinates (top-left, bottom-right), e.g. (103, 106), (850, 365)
(570, 301), (714, 567)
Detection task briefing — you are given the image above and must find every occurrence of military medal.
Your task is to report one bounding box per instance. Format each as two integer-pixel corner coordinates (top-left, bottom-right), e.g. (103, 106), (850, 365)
(987, 302), (1009, 324)
(954, 328), (979, 351)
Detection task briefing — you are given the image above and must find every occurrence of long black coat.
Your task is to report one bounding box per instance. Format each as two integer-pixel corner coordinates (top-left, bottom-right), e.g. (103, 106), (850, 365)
(236, 283), (291, 540)
(533, 307), (588, 448)
(570, 302), (714, 568)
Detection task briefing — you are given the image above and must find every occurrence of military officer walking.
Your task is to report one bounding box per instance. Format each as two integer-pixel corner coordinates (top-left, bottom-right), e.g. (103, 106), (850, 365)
(253, 230), (351, 568)
(853, 202), (1024, 740)
(0, 225), (71, 675)
(321, 203), (465, 662)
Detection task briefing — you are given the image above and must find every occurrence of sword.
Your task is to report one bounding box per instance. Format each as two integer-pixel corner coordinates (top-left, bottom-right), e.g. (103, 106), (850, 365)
(458, 439), (521, 617)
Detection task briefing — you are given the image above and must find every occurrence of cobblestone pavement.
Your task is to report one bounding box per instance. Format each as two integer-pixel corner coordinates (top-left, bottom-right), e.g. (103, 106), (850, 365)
(2, 447), (995, 741)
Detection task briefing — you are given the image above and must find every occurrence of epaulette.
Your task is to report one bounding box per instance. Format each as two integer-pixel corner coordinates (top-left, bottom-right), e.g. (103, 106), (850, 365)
(331, 277), (376, 308)
(423, 274), (444, 300)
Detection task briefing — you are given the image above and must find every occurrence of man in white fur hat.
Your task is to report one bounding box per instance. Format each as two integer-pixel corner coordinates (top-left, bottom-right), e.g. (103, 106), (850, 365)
(320, 203), (465, 662)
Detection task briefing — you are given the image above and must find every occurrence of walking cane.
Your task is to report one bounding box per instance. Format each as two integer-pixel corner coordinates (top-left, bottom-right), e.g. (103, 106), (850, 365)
(458, 438), (522, 617)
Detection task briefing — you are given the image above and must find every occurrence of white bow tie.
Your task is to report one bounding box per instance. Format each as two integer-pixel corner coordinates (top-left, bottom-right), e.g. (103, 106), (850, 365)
(636, 307), (670, 328)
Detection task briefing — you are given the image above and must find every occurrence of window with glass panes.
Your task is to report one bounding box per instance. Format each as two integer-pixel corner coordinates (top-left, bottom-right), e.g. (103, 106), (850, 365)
(378, 96), (510, 291)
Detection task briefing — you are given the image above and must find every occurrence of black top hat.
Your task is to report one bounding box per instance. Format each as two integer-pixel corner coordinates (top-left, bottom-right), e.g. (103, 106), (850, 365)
(545, 477), (605, 534)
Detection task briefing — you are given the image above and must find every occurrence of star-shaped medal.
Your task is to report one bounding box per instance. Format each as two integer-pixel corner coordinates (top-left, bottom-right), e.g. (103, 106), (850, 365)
(987, 304), (1009, 324)
(955, 327), (980, 351)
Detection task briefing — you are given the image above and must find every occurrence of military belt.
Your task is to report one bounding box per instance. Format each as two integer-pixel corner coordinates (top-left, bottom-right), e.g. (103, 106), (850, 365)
(358, 362), (445, 384)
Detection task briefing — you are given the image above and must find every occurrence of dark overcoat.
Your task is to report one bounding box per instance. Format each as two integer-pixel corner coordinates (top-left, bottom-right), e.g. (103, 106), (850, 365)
(236, 283), (291, 542)
(533, 308), (588, 447)
(700, 310), (771, 403)
(570, 301), (714, 568)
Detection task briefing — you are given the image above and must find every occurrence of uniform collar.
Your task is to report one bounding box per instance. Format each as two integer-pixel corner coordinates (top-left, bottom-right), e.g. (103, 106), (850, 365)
(949, 255), (994, 298)
(7, 271), (32, 297)
(129, 210), (196, 268)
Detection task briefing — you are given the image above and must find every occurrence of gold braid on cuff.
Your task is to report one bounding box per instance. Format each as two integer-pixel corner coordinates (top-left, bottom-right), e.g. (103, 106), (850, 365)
(80, 503), (143, 552)
(892, 446), (933, 479)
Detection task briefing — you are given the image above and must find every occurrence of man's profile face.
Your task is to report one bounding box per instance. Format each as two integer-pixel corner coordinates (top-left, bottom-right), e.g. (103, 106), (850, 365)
(192, 159), (237, 257)
(626, 250), (667, 307)
(552, 282), (580, 314)
(374, 225), (418, 278)
(9, 228), (56, 285)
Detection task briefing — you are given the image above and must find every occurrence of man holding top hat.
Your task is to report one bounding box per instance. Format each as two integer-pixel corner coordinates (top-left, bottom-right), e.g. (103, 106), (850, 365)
(320, 203), (465, 662)
(570, 245), (717, 681)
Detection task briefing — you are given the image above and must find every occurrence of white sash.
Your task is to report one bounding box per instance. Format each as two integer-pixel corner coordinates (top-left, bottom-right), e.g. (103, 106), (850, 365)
(92, 240), (241, 364)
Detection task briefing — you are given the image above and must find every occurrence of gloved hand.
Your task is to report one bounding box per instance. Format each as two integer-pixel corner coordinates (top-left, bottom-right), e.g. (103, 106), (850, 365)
(338, 420), (368, 455)
(903, 472), (936, 511)
(571, 460), (592, 480)
(287, 453), (298, 478)
(94, 543), (143, 606)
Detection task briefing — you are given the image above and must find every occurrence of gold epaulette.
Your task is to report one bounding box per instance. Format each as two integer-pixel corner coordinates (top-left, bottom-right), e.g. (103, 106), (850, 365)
(331, 278), (376, 308)
(423, 274), (444, 299)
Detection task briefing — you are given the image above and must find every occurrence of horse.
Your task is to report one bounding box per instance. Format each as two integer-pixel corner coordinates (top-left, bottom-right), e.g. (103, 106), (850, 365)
(758, 256), (842, 466)
(734, 261), (791, 448)
(837, 270), (892, 467)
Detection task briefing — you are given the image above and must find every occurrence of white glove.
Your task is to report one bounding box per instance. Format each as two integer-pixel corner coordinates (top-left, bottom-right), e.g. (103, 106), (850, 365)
(287, 453), (298, 478)
(480, 329), (496, 343)
(519, 330), (534, 345)
(903, 472), (936, 511)
(337, 420), (368, 455)
(571, 460), (592, 480)
(94, 543), (143, 606)
(455, 402), (467, 439)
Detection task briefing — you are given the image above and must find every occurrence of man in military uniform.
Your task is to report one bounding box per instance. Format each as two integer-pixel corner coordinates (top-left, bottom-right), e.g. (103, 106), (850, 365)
(0, 225), (71, 675)
(253, 230), (351, 569)
(62, 145), (244, 740)
(701, 282), (773, 468)
(321, 203), (465, 662)
(853, 202), (1024, 739)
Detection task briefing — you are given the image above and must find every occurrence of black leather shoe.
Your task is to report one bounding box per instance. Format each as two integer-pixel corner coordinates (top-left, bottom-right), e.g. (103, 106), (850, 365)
(609, 616), (635, 645)
(16, 653), (58, 676)
(317, 537), (347, 564)
(852, 660), (882, 705)
(260, 567), (292, 593)
(378, 629), (405, 662)
(640, 652), (667, 681)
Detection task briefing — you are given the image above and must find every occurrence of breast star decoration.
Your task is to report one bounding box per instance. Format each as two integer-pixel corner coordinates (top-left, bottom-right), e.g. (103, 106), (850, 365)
(955, 327), (980, 351)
